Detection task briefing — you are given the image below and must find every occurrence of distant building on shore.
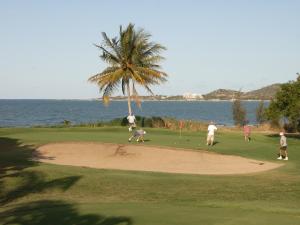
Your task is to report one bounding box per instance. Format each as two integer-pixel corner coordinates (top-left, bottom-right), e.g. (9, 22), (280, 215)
(183, 93), (204, 100)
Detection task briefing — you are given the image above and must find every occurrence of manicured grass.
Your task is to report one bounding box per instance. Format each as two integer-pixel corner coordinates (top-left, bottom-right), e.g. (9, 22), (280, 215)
(0, 127), (300, 225)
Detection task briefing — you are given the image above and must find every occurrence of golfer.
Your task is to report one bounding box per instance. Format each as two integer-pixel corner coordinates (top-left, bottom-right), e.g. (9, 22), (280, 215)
(207, 121), (217, 146)
(243, 123), (251, 142)
(277, 132), (288, 160)
(128, 129), (146, 142)
(127, 114), (136, 131)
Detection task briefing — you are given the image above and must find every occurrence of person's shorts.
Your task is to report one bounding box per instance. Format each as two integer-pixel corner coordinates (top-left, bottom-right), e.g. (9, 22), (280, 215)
(207, 134), (214, 141)
(280, 146), (287, 151)
(129, 123), (136, 127)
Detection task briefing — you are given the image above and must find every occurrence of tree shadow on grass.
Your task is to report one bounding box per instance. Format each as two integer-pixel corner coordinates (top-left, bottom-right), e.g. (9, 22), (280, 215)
(0, 137), (81, 205)
(0, 171), (81, 204)
(0, 138), (122, 225)
(0, 137), (37, 176)
(0, 200), (133, 225)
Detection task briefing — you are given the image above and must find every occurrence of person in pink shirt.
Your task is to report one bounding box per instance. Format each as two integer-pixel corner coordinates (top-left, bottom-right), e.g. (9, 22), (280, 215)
(243, 122), (251, 142)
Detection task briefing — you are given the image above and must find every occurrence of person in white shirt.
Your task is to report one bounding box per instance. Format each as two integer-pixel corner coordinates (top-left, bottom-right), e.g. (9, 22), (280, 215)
(127, 114), (136, 131)
(207, 121), (217, 146)
(277, 131), (288, 160)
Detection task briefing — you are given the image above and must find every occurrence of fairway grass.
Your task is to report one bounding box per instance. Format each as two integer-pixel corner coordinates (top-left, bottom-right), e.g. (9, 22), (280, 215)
(0, 127), (300, 225)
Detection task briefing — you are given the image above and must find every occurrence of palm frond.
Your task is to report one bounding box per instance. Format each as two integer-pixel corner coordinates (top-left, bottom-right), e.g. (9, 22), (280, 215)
(143, 43), (167, 56)
(128, 66), (145, 84)
(88, 67), (119, 83)
(101, 32), (122, 61)
(143, 84), (154, 96)
(103, 81), (119, 97)
(96, 69), (124, 87)
(144, 55), (165, 64)
(120, 23), (135, 62)
(94, 44), (119, 65)
(135, 66), (167, 82)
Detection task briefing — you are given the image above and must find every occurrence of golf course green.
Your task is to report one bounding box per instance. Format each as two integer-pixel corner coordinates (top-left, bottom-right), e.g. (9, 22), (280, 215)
(0, 127), (300, 225)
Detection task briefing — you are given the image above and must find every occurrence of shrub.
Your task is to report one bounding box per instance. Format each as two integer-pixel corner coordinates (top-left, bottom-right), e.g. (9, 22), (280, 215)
(232, 92), (246, 126)
(256, 100), (266, 124)
(265, 74), (300, 132)
(151, 117), (165, 128)
(63, 120), (71, 126)
(120, 117), (128, 126)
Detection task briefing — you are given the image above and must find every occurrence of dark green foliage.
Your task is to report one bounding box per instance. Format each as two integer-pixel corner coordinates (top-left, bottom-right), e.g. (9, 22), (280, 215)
(151, 117), (165, 127)
(134, 115), (142, 125)
(138, 116), (165, 128)
(107, 118), (124, 126)
(142, 117), (153, 127)
(265, 74), (300, 131)
(265, 99), (281, 128)
(232, 92), (246, 126)
(120, 117), (128, 126)
(63, 120), (71, 126)
(256, 101), (266, 124)
(133, 116), (165, 128)
(75, 116), (166, 128)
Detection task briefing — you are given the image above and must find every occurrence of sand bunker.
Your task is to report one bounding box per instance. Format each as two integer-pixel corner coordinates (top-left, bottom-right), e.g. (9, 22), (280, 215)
(37, 142), (282, 175)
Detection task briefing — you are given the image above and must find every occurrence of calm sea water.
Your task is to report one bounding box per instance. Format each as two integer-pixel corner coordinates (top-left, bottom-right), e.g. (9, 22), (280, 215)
(0, 100), (268, 127)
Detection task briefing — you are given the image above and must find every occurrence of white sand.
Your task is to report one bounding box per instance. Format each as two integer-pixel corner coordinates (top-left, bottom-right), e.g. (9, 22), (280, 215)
(36, 142), (282, 175)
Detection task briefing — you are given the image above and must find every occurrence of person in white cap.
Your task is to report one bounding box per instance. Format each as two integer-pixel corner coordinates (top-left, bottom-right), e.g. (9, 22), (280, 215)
(207, 121), (217, 146)
(277, 131), (288, 160)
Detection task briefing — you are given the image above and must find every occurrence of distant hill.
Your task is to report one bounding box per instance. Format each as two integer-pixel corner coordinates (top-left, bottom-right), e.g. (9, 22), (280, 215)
(203, 84), (281, 100)
(203, 89), (240, 100)
(108, 84), (281, 101)
(242, 84), (281, 100)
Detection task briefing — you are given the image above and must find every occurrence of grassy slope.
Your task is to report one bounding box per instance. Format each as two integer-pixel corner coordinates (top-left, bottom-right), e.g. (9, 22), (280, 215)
(0, 127), (300, 225)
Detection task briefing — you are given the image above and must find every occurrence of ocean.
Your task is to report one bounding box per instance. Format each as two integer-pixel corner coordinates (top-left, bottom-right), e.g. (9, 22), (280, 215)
(0, 99), (268, 127)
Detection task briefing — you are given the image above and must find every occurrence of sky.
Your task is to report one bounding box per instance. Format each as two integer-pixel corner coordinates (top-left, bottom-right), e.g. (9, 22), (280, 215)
(0, 0), (299, 99)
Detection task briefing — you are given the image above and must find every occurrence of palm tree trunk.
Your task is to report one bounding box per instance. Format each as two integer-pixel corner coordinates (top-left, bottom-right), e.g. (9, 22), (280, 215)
(127, 83), (132, 115)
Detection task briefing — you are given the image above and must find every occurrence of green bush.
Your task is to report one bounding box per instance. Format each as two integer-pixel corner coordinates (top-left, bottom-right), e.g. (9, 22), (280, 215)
(143, 117), (153, 127)
(151, 116), (165, 127)
(256, 100), (266, 124)
(265, 74), (300, 132)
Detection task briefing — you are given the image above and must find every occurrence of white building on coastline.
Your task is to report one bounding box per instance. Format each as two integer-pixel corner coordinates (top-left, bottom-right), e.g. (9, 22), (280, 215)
(183, 93), (204, 100)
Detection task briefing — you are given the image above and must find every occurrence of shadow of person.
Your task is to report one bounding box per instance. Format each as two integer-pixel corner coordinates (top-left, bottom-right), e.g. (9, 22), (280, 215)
(0, 200), (133, 225)
(212, 141), (220, 146)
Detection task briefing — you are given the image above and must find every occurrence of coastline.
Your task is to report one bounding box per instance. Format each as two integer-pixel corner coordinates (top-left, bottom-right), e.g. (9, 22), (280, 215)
(0, 99), (271, 102)
(108, 99), (270, 102)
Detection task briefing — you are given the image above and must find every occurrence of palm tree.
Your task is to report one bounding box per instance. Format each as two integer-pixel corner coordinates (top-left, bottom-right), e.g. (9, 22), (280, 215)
(88, 23), (167, 115)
